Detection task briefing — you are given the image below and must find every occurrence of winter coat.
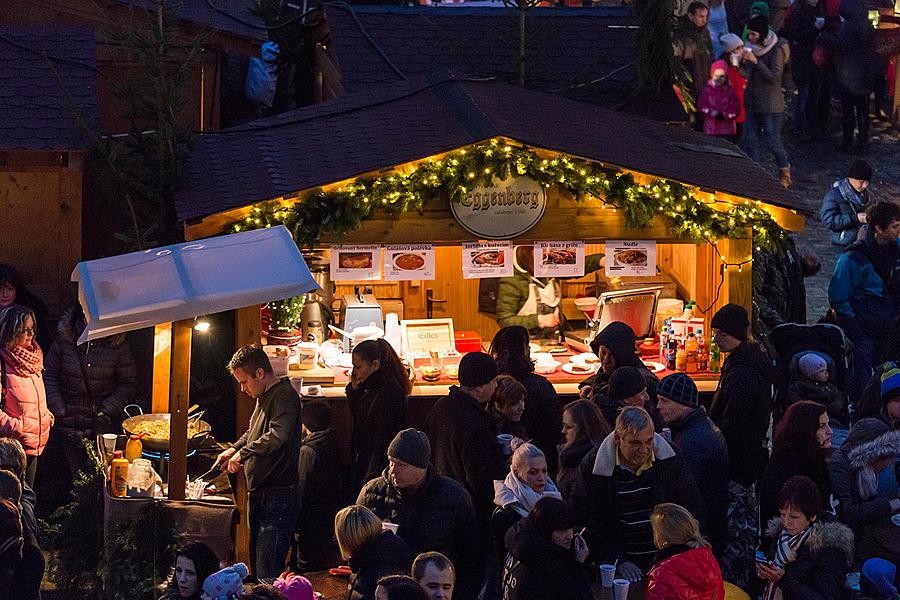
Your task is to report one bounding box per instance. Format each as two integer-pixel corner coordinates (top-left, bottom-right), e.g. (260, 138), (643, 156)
(760, 452), (832, 528)
(296, 427), (342, 571)
(557, 437), (595, 503)
(821, 1), (877, 94)
(426, 386), (508, 541)
(786, 378), (848, 426)
(743, 33), (790, 113)
(0, 541), (43, 600)
(673, 16), (714, 101)
(752, 237), (807, 343)
(667, 408), (729, 554)
(724, 63), (747, 123)
(761, 518), (854, 600)
(347, 531), (412, 600)
(780, 0), (824, 82)
(572, 432), (706, 566)
(346, 370), (408, 491)
(709, 340), (773, 487)
(501, 517), (593, 600)
(698, 81), (741, 136)
(357, 467), (481, 600)
(828, 233), (900, 344)
(0, 355), (51, 457)
(44, 307), (137, 433)
(820, 178), (870, 247)
(518, 372), (562, 478)
(645, 545), (725, 600)
(589, 362), (661, 429)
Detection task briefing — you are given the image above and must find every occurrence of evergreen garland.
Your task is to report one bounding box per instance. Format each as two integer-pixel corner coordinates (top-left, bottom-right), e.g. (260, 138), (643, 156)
(229, 138), (788, 251)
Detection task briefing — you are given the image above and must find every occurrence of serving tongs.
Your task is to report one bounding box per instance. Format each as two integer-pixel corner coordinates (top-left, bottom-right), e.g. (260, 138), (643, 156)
(192, 463), (222, 484)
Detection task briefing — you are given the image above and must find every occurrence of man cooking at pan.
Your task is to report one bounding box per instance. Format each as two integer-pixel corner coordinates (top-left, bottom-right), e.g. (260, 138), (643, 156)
(495, 246), (605, 336)
(214, 344), (302, 579)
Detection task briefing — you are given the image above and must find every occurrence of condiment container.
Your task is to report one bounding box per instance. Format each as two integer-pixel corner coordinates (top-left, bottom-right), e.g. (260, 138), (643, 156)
(125, 434), (143, 463)
(111, 451), (129, 497)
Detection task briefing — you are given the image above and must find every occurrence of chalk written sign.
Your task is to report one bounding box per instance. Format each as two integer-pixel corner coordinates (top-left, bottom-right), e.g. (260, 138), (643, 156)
(401, 319), (456, 355)
(330, 245), (381, 280)
(605, 240), (656, 277)
(534, 241), (585, 278)
(384, 244), (435, 281)
(450, 176), (547, 239)
(462, 241), (513, 279)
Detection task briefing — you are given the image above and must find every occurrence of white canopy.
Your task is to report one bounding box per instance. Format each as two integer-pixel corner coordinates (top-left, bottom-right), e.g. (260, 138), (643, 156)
(73, 226), (319, 343)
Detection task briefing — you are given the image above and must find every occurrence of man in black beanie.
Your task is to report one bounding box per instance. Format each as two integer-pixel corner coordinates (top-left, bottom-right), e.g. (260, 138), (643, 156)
(708, 304), (773, 590)
(581, 322), (659, 405)
(821, 159), (872, 247)
(358, 429), (481, 600)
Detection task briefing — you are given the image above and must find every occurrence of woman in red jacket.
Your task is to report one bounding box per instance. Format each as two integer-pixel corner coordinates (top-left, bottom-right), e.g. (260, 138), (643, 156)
(646, 503), (726, 600)
(0, 304), (52, 487)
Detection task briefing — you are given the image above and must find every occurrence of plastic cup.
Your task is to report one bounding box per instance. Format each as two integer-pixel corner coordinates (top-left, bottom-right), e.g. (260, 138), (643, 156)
(613, 578), (630, 600)
(497, 434), (514, 456)
(599, 564), (616, 587)
(891, 514), (900, 526)
(382, 522), (399, 534)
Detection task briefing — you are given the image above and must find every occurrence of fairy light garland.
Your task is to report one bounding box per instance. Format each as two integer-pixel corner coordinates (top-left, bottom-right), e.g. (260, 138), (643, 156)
(227, 139), (786, 259)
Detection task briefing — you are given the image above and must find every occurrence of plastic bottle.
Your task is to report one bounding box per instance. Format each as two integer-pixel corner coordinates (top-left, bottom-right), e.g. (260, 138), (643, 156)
(666, 336), (678, 371)
(696, 327), (707, 371)
(681, 301), (695, 320)
(111, 451), (129, 497)
(675, 340), (687, 372)
(125, 435), (143, 463)
(685, 332), (698, 374)
(659, 327), (669, 363)
(709, 340), (721, 374)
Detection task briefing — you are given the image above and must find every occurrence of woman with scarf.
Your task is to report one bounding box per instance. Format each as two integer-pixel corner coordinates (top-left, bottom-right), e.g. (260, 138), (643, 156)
(0, 304), (52, 488)
(556, 399), (610, 503)
(492, 443), (562, 562)
(758, 475), (853, 599)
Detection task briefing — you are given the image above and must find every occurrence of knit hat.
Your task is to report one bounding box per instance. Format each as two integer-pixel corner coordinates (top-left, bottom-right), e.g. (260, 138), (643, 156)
(798, 352), (828, 380)
(274, 573), (315, 600)
(747, 14), (769, 37)
(657, 373), (700, 408)
(719, 32), (743, 53)
(749, 0), (770, 17)
(844, 418), (890, 454)
(608, 367), (648, 401)
(202, 563), (248, 600)
(862, 558), (898, 599)
(387, 428), (431, 469)
(881, 363), (900, 401)
(590, 321), (637, 365)
(710, 59), (728, 79)
(848, 159), (873, 181)
(458, 351), (498, 388)
(710, 303), (750, 341)
(302, 399), (332, 432)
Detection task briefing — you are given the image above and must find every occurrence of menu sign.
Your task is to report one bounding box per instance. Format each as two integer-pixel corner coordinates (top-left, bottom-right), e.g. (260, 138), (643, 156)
(450, 176), (547, 239)
(383, 244), (436, 281)
(330, 245), (381, 280)
(605, 240), (656, 277)
(534, 241), (585, 278)
(401, 319), (456, 355)
(461, 241), (513, 279)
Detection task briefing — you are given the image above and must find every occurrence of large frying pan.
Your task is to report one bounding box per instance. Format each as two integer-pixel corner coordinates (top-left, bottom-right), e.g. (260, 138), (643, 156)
(122, 404), (211, 453)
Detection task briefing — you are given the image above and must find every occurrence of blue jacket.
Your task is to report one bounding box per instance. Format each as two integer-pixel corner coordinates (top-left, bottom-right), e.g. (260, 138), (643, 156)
(820, 179), (869, 246)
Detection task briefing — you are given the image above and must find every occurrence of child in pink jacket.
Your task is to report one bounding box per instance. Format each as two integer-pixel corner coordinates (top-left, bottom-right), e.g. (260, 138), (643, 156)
(698, 60), (742, 137)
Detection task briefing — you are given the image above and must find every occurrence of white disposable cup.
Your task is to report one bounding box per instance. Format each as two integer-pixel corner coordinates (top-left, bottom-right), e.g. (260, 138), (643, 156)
(599, 564), (616, 587)
(382, 522), (399, 534)
(497, 434), (514, 456)
(613, 578), (630, 600)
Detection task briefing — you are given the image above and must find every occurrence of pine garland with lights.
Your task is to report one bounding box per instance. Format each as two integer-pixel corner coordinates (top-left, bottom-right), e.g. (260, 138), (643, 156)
(229, 139), (787, 251)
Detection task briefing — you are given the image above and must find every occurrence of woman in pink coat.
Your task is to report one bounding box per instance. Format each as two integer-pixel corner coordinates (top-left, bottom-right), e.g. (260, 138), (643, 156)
(698, 60), (742, 138)
(0, 304), (52, 487)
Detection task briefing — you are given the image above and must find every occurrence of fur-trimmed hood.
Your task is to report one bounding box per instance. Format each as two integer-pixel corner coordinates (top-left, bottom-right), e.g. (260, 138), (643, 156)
(848, 430), (900, 471)
(765, 518), (855, 562)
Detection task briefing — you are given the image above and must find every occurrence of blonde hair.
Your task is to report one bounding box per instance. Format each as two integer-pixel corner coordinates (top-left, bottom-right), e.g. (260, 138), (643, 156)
(615, 406), (653, 439)
(650, 503), (709, 549)
(511, 443), (545, 480)
(334, 505), (383, 560)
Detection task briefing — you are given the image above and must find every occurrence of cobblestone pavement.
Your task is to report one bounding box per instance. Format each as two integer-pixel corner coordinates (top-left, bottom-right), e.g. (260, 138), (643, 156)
(754, 97), (900, 321)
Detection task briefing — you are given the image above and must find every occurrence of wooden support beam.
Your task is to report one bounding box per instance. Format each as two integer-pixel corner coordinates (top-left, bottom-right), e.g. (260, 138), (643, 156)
(167, 318), (192, 501)
(152, 323), (172, 412)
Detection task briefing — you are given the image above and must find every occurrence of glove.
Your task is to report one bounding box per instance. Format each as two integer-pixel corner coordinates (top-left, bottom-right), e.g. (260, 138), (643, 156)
(93, 411), (115, 435)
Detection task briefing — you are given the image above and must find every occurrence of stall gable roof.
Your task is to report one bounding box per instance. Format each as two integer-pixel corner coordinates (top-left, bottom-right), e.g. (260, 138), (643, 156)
(115, 0), (267, 42)
(175, 76), (802, 224)
(0, 25), (100, 151)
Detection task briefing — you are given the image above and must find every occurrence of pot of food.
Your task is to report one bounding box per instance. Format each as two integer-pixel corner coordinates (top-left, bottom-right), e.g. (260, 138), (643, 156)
(122, 405), (212, 453)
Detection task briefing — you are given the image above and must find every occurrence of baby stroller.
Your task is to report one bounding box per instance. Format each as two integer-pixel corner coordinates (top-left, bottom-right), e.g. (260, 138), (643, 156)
(769, 323), (854, 427)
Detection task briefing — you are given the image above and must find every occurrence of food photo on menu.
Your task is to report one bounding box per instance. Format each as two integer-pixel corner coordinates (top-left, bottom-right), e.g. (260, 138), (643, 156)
(392, 252), (426, 271)
(337, 251), (373, 269)
(541, 247), (577, 266)
(471, 250), (505, 266)
(613, 248), (648, 267)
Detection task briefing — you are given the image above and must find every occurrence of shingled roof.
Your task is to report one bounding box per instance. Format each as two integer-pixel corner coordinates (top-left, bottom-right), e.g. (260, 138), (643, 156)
(0, 25), (100, 151)
(321, 5), (641, 110)
(117, 0), (268, 42)
(176, 75), (800, 224)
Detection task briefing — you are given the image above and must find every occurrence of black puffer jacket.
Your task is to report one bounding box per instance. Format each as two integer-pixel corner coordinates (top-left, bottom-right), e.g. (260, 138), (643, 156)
(346, 371), (408, 492)
(356, 467), (481, 600)
(709, 340), (773, 486)
(296, 427), (342, 571)
(501, 517), (593, 600)
(44, 307), (137, 431)
(518, 372), (562, 478)
(347, 531), (411, 600)
(557, 437), (595, 503)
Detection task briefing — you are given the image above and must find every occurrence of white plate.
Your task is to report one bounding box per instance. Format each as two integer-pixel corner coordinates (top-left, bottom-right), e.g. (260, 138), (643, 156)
(301, 385), (324, 397)
(534, 360), (560, 374)
(562, 362), (597, 376)
(643, 360), (666, 373)
(570, 352), (601, 366)
(529, 343), (541, 354)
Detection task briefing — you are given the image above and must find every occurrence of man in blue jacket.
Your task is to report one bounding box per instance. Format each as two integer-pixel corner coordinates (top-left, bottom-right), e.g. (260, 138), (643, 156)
(820, 159), (872, 246)
(829, 200), (900, 389)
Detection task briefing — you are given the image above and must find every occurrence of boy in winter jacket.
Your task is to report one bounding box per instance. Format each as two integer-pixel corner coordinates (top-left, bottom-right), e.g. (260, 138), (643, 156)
(698, 60), (741, 137)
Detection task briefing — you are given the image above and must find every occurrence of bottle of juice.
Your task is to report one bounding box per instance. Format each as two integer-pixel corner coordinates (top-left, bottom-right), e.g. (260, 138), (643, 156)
(709, 340), (721, 374)
(675, 340), (687, 372)
(125, 434), (143, 463)
(696, 329), (707, 371)
(685, 332), (698, 374)
(659, 327), (669, 363)
(111, 451), (129, 497)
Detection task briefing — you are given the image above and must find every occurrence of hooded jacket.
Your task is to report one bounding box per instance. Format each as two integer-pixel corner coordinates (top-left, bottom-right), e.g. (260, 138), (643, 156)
(296, 427), (342, 571)
(347, 531), (411, 600)
(762, 518), (854, 600)
(572, 432), (706, 566)
(698, 77), (741, 136)
(501, 517), (593, 600)
(645, 545), (725, 600)
(752, 237), (807, 342)
(820, 178), (870, 247)
(829, 428), (900, 530)
(587, 322), (660, 418)
(709, 340), (773, 486)
(44, 307), (137, 432)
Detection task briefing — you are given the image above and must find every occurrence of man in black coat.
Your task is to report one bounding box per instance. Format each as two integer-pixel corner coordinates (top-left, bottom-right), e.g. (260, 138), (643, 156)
(655, 373), (729, 557)
(572, 406), (705, 584)
(357, 428), (481, 600)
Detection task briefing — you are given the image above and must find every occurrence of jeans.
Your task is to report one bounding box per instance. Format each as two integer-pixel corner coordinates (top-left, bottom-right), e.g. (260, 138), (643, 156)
(249, 486), (301, 579)
(742, 112), (790, 169)
(794, 79), (813, 132)
(840, 91), (869, 148)
(25, 455), (38, 489)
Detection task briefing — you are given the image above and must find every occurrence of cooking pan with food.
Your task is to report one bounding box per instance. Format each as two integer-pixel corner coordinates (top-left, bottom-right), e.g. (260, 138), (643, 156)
(122, 404), (211, 453)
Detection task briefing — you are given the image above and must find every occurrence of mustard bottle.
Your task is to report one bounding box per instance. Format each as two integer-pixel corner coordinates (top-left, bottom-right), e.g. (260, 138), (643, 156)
(125, 434), (143, 463)
(111, 451), (129, 497)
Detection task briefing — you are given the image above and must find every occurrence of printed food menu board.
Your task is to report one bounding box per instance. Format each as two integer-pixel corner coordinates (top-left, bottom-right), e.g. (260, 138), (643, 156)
(383, 244), (435, 281)
(533, 241), (585, 278)
(330, 245), (381, 280)
(461, 241), (513, 279)
(604, 240), (656, 277)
